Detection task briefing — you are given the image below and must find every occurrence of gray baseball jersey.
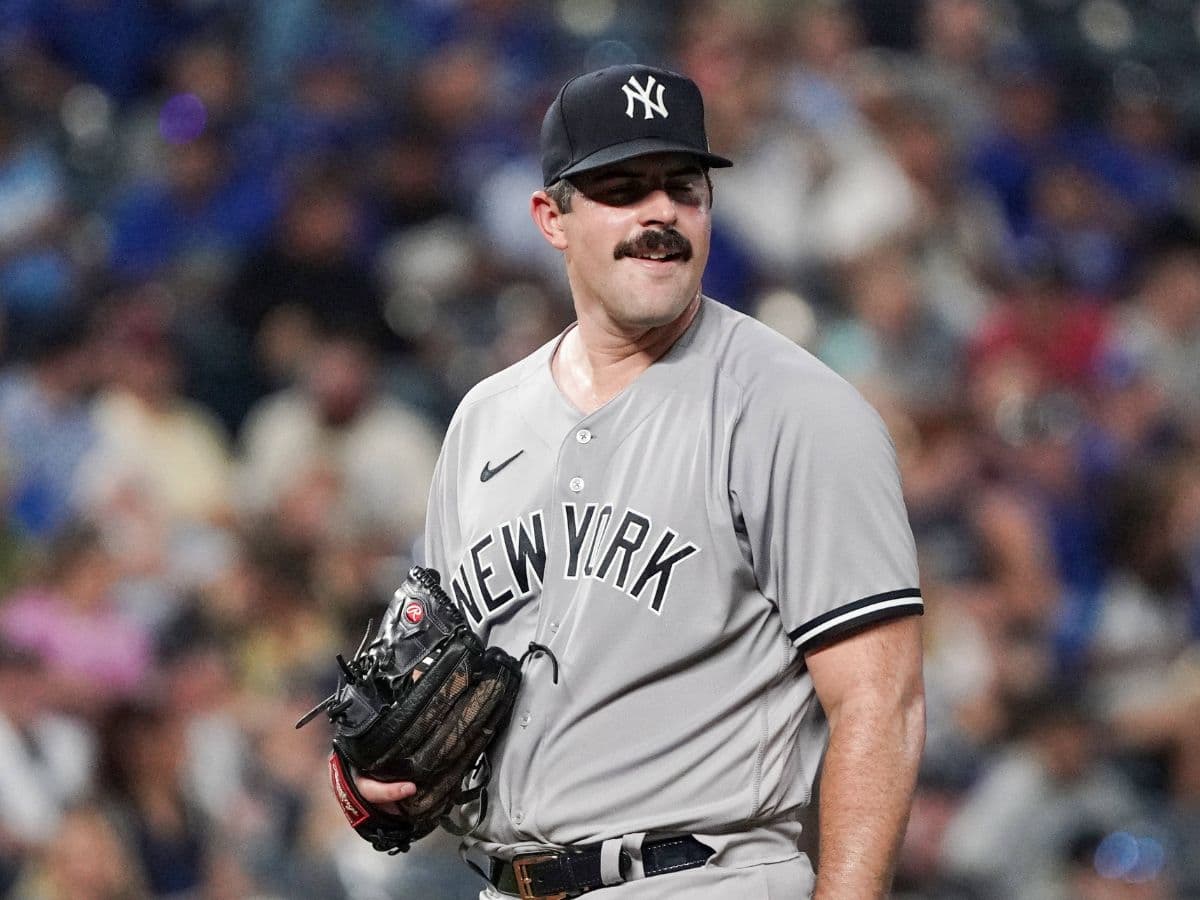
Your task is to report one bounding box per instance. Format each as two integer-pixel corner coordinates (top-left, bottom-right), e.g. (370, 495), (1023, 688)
(424, 297), (922, 898)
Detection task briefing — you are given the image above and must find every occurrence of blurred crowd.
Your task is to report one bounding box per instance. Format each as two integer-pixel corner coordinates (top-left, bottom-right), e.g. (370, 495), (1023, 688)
(0, 0), (1197, 898)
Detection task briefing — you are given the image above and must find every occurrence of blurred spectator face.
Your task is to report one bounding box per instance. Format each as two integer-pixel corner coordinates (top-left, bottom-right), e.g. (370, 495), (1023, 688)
(282, 182), (358, 261)
(102, 702), (188, 795)
(1034, 713), (1095, 782)
(1139, 249), (1200, 332)
(997, 75), (1058, 142)
(166, 134), (225, 204)
(0, 44), (74, 122)
(307, 337), (374, 426)
(47, 805), (146, 900)
(51, 522), (119, 610)
(920, 0), (989, 65)
(169, 40), (243, 122)
(1034, 163), (1105, 231)
(887, 106), (954, 192)
(792, 1), (862, 73)
(678, 4), (768, 125)
(1093, 350), (1167, 448)
(1107, 468), (1190, 594)
(128, 709), (186, 777)
(60, 541), (118, 610)
(165, 645), (235, 716)
(848, 248), (921, 339)
(1109, 96), (1173, 155)
(412, 43), (494, 135)
(121, 343), (179, 403)
(375, 131), (446, 221)
(898, 414), (979, 512)
(275, 463), (344, 546)
(98, 294), (182, 404)
(0, 647), (49, 721)
(296, 55), (370, 119)
(256, 305), (320, 383)
(847, 53), (902, 129)
(105, 320), (181, 406)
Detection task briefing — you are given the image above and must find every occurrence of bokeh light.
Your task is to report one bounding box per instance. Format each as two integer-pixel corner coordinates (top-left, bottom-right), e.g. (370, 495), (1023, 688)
(1095, 831), (1140, 880)
(158, 92), (207, 144)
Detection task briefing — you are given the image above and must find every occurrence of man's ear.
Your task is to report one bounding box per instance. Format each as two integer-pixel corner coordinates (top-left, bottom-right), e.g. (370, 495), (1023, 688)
(530, 191), (569, 251)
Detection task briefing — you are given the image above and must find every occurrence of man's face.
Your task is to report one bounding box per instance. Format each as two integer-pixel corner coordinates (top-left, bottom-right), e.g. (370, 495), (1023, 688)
(549, 152), (712, 332)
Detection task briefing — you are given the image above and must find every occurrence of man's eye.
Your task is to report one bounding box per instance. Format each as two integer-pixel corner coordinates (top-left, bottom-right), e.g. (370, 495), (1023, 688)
(669, 181), (705, 204)
(598, 184), (643, 204)
(586, 177), (705, 206)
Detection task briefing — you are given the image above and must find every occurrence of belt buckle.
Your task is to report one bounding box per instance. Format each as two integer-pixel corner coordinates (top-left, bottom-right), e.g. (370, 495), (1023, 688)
(512, 852), (568, 900)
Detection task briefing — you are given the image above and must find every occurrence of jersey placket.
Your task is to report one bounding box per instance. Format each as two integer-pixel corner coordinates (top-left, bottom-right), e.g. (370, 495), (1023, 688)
(506, 417), (602, 836)
(547, 421), (601, 648)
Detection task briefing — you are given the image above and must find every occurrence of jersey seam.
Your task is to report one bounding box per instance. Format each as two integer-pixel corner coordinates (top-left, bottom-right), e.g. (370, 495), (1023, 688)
(750, 630), (791, 823)
(453, 352), (550, 422)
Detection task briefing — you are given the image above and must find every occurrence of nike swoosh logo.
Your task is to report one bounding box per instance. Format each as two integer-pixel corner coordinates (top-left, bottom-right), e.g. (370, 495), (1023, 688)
(480, 450), (524, 483)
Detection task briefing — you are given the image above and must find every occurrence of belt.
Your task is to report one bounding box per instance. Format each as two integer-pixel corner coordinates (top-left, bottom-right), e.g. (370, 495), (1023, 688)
(490, 834), (715, 899)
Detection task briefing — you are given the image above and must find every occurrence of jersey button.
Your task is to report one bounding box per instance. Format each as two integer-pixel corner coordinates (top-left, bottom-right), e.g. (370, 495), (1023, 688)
(519, 711), (531, 728)
(514, 811), (524, 825)
(569, 476), (584, 492)
(575, 429), (592, 444)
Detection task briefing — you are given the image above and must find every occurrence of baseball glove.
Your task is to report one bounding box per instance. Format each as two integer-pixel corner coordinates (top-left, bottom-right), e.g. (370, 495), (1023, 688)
(297, 566), (521, 853)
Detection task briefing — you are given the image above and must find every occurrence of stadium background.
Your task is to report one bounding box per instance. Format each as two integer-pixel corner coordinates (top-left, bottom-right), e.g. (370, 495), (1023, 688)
(0, 0), (1198, 897)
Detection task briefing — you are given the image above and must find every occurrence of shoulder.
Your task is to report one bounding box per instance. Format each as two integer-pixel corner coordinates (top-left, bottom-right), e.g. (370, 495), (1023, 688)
(445, 335), (559, 435)
(695, 299), (883, 430)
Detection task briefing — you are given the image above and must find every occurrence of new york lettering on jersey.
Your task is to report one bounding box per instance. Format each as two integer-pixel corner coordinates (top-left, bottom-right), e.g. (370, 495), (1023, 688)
(449, 504), (700, 623)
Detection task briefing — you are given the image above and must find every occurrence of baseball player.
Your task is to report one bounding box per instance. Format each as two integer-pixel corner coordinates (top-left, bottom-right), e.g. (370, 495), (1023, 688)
(355, 63), (925, 899)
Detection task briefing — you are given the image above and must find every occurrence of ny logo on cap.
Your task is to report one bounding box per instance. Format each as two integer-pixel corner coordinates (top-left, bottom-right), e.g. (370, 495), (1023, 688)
(622, 74), (668, 120)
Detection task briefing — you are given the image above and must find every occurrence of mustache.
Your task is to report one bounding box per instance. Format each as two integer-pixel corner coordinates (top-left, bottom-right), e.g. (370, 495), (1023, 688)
(613, 229), (693, 262)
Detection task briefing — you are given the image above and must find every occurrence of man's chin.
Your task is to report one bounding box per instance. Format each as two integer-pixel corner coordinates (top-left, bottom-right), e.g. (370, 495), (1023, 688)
(611, 289), (699, 331)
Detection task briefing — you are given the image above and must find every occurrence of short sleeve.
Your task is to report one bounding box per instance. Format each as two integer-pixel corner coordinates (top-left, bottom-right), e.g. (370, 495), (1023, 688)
(729, 374), (922, 656)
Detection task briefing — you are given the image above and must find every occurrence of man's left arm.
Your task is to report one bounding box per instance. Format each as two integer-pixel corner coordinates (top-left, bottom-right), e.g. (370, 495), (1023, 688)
(806, 615), (925, 900)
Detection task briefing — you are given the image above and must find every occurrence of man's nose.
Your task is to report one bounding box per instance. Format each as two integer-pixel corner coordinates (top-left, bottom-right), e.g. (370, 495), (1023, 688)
(637, 187), (678, 227)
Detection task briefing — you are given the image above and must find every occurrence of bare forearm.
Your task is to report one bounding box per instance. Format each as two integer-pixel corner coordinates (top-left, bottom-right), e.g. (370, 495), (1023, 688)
(813, 694), (925, 900)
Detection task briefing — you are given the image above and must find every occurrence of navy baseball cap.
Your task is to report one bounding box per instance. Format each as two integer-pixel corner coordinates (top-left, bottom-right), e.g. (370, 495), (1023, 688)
(540, 64), (733, 188)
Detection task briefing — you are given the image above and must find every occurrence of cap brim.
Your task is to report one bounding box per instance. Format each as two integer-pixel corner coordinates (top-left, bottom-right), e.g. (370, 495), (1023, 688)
(550, 137), (733, 186)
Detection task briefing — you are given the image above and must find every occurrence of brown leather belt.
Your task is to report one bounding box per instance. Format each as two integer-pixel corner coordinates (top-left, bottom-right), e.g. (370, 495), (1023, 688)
(490, 834), (714, 899)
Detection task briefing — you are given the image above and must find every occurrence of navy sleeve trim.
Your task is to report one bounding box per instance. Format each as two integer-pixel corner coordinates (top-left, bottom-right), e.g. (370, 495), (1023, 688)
(788, 588), (923, 653)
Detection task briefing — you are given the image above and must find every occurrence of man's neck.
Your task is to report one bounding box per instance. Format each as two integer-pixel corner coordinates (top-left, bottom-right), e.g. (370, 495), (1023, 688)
(552, 293), (701, 414)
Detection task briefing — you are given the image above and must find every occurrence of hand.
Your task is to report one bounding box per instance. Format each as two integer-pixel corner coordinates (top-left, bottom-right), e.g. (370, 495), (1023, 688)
(350, 667), (426, 813)
(354, 772), (418, 815)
